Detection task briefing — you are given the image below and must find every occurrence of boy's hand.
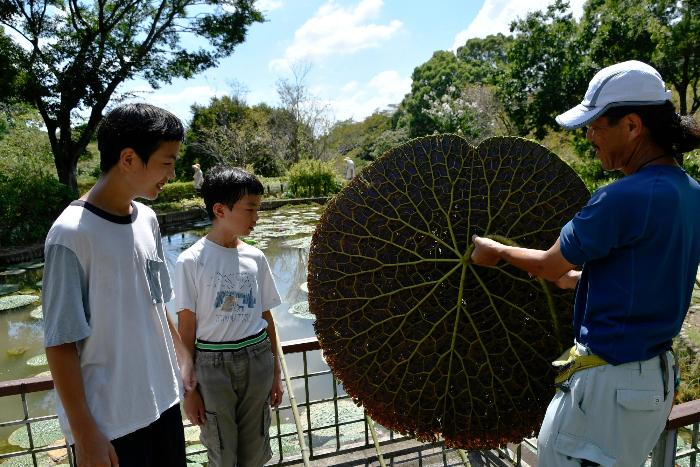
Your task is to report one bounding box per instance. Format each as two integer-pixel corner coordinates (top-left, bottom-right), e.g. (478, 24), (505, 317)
(470, 235), (503, 267)
(184, 389), (207, 426)
(270, 371), (284, 408)
(179, 354), (197, 394)
(74, 428), (118, 467)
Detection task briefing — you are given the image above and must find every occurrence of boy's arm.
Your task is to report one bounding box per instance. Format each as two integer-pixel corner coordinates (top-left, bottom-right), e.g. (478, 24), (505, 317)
(166, 308), (195, 393)
(46, 344), (118, 467)
(177, 309), (206, 426)
(262, 310), (284, 408)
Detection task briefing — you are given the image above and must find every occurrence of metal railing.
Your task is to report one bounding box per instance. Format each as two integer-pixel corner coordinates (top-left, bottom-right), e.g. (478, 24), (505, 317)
(1, 338), (699, 466)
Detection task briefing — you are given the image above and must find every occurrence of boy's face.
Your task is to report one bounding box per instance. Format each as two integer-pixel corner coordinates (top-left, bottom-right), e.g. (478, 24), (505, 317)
(132, 141), (180, 200)
(217, 194), (262, 237)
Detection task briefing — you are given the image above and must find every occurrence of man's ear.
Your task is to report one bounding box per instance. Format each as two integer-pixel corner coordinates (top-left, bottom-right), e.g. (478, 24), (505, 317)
(118, 147), (141, 172)
(624, 113), (644, 141)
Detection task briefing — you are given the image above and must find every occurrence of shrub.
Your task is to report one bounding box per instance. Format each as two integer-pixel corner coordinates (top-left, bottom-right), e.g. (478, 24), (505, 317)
(0, 172), (74, 246)
(148, 181), (197, 203)
(287, 160), (341, 197)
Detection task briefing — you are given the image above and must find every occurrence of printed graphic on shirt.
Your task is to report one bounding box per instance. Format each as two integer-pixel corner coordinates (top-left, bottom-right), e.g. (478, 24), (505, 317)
(210, 272), (256, 322)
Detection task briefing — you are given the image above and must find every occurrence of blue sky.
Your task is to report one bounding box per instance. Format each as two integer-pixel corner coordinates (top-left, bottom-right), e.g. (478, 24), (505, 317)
(122, 0), (585, 126)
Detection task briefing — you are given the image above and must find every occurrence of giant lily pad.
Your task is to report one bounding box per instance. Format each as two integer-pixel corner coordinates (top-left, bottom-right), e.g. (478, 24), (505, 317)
(8, 418), (63, 449)
(26, 353), (48, 367)
(0, 294), (39, 312)
(308, 135), (588, 449)
(288, 301), (313, 320)
(0, 284), (21, 296)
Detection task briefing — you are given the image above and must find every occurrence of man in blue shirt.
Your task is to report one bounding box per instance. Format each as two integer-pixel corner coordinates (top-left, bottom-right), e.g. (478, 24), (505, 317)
(471, 61), (700, 466)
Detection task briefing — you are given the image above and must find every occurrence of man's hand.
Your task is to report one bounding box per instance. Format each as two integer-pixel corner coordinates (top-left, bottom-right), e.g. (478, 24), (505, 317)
(270, 366), (284, 408)
(74, 428), (118, 467)
(552, 270), (581, 289)
(184, 388), (207, 426)
(470, 235), (503, 266)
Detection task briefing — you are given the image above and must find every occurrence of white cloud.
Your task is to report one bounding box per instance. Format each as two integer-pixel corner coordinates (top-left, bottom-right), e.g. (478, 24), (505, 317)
(270, 0), (402, 71)
(329, 70), (411, 121)
(256, 0), (283, 12)
(120, 85), (222, 124)
(451, 0), (586, 50)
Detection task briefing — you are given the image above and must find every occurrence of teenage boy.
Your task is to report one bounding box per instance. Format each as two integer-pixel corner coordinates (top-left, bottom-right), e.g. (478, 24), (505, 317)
(43, 103), (194, 467)
(176, 165), (284, 467)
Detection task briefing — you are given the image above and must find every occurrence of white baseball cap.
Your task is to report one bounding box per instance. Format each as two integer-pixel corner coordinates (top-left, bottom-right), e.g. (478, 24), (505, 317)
(556, 60), (672, 129)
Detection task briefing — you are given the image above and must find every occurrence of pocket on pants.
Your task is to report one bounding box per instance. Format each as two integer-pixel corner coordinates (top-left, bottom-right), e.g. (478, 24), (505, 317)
(201, 411), (223, 453)
(616, 389), (663, 411)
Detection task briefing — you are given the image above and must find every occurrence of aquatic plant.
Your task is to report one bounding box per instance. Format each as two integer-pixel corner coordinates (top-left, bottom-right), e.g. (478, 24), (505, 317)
(288, 301), (313, 320)
(8, 418), (62, 449)
(26, 353), (48, 367)
(0, 294), (39, 312)
(308, 134), (588, 449)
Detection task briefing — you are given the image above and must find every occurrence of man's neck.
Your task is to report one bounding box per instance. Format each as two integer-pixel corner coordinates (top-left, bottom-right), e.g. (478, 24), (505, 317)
(82, 174), (135, 216)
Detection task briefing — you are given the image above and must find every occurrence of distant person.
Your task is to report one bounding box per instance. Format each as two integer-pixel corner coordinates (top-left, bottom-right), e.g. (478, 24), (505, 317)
(43, 103), (194, 466)
(344, 157), (355, 180)
(176, 164), (284, 467)
(193, 163), (204, 195)
(471, 60), (700, 465)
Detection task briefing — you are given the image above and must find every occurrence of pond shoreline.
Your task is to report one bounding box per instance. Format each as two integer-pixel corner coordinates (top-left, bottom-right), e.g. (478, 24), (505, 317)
(0, 196), (330, 266)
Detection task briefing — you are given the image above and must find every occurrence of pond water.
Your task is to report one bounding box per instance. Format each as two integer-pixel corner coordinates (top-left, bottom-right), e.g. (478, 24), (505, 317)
(0, 203), (336, 455)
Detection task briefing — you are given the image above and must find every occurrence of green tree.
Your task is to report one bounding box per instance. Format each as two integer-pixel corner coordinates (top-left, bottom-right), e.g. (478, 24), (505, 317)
(396, 51), (469, 137)
(1, 0), (263, 193)
(582, 0), (700, 115)
(500, 0), (591, 139)
(455, 33), (512, 86)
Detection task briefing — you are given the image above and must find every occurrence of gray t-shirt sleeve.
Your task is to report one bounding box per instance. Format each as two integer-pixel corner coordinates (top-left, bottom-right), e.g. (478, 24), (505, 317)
(43, 244), (91, 347)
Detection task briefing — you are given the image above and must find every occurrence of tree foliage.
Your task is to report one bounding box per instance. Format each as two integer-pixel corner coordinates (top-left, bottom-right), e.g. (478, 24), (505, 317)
(499, 0), (591, 139)
(309, 134), (589, 449)
(0, 0), (263, 192)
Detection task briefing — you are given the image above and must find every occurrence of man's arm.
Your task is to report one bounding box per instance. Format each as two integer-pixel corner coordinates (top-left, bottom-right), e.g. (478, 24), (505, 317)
(262, 310), (284, 408)
(471, 236), (576, 283)
(46, 344), (118, 467)
(177, 309), (206, 426)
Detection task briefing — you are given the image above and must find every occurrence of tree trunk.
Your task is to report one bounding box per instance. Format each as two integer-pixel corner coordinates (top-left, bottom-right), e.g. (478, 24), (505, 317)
(54, 145), (79, 196)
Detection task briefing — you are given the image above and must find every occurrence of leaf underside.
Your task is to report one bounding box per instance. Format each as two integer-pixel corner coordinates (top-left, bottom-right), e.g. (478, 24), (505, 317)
(308, 134), (589, 449)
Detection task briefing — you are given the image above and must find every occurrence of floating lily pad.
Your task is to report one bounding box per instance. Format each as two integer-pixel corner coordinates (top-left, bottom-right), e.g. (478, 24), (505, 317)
(288, 301), (314, 320)
(0, 294), (39, 312)
(8, 418), (63, 449)
(0, 284), (21, 296)
(0, 452), (53, 466)
(29, 306), (43, 320)
(281, 237), (312, 249)
(306, 399), (365, 430)
(184, 425), (201, 443)
(7, 346), (30, 357)
(300, 282), (308, 294)
(185, 442), (207, 465)
(26, 353), (48, 367)
(35, 370), (52, 378)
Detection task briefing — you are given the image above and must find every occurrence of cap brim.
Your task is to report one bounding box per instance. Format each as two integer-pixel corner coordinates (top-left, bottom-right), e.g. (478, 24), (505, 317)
(556, 104), (604, 130)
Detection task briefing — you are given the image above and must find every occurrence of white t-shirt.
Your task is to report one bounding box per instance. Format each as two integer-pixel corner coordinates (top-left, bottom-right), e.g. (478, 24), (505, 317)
(42, 201), (181, 444)
(175, 237), (281, 342)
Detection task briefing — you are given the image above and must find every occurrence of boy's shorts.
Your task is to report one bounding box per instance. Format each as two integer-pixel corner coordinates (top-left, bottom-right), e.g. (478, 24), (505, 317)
(196, 337), (274, 467)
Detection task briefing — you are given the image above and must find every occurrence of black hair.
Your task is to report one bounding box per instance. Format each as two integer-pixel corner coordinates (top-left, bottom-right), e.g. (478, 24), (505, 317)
(202, 164), (264, 220)
(604, 102), (700, 163)
(97, 103), (184, 173)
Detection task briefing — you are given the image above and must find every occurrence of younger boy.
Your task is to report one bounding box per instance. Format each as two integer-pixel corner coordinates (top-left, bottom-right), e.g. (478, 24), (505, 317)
(43, 103), (194, 466)
(176, 165), (284, 466)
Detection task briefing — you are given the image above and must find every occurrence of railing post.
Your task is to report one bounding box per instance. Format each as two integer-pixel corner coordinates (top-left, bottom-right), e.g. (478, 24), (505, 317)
(650, 429), (677, 467)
